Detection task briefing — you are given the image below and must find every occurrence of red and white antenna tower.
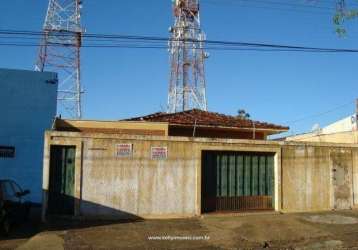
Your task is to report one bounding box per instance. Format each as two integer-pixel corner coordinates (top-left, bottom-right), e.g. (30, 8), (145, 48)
(36, 0), (84, 119)
(168, 0), (209, 113)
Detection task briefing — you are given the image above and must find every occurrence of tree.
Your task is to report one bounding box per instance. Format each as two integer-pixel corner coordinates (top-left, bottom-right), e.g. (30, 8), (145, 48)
(333, 0), (358, 35)
(237, 109), (250, 119)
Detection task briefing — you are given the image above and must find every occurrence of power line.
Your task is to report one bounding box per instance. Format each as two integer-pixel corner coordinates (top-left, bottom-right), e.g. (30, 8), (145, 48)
(284, 100), (355, 125)
(1, 29), (358, 53)
(0, 42), (348, 52)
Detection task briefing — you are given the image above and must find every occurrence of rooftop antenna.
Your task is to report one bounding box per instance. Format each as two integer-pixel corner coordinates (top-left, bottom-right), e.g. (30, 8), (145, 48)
(36, 0), (84, 119)
(167, 0), (209, 113)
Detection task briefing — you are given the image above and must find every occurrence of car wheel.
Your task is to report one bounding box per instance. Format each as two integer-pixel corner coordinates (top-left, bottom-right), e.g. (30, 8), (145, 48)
(24, 204), (31, 222)
(1, 218), (10, 236)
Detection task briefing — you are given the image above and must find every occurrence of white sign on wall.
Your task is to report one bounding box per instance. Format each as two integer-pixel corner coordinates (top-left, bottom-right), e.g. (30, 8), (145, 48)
(116, 144), (133, 158)
(151, 146), (168, 160)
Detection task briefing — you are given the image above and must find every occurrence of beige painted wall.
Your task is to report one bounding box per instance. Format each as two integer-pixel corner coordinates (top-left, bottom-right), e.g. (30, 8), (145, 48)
(352, 148), (358, 207)
(56, 119), (169, 135)
(283, 145), (337, 212)
(285, 130), (358, 144)
(42, 132), (358, 219)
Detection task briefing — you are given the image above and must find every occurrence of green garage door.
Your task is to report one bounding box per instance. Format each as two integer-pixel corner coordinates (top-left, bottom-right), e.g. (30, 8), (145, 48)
(201, 151), (275, 213)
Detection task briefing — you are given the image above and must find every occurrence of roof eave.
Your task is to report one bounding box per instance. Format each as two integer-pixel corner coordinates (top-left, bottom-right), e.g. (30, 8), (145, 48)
(169, 123), (289, 134)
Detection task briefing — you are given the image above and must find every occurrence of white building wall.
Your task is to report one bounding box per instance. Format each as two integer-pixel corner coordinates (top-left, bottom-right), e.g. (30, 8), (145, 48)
(321, 115), (356, 134)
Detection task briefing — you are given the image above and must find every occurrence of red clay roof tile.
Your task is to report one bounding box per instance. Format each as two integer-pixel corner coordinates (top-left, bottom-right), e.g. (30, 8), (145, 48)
(125, 109), (289, 131)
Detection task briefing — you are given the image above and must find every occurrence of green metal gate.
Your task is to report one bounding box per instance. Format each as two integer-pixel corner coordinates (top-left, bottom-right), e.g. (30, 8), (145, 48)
(201, 151), (275, 213)
(48, 145), (76, 215)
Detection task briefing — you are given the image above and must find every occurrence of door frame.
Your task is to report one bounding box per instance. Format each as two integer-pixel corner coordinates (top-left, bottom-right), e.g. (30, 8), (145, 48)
(197, 146), (281, 215)
(42, 135), (82, 221)
(48, 145), (76, 216)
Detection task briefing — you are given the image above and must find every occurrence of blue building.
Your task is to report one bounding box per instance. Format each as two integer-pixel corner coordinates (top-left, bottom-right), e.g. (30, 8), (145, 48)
(0, 68), (58, 203)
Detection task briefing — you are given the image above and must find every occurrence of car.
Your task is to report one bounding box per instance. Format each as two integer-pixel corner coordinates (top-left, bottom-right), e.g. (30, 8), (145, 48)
(0, 179), (31, 236)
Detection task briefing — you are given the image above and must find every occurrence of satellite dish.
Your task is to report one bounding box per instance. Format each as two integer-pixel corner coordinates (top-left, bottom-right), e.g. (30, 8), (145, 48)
(311, 123), (321, 133)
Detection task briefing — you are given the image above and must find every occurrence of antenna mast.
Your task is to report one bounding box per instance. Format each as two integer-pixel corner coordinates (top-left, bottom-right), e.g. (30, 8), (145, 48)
(168, 0), (208, 113)
(36, 0), (83, 119)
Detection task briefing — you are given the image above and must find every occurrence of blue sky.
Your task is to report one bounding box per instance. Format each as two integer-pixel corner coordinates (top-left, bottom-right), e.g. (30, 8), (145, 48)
(1, 0), (358, 135)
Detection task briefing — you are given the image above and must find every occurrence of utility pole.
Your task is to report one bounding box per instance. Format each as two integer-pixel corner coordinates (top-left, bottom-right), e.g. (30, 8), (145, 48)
(355, 98), (358, 130)
(36, 0), (84, 119)
(168, 0), (209, 113)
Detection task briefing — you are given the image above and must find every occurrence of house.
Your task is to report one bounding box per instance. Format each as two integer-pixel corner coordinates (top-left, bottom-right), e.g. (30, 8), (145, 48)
(41, 109), (358, 220)
(0, 68), (58, 203)
(124, 109), (289, 140)
(285, 114), (358, 143)
(53, 109), (289, 139)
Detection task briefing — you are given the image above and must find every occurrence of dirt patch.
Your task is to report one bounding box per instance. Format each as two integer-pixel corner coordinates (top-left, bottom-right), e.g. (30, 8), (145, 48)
(4, 211), (358, 249)
(16, 233), (64, 250)
(200, 213), (330, 249)
(295, 240), (343, 250)
(62, 219), (214, 249)
(303, 214), (358, 225)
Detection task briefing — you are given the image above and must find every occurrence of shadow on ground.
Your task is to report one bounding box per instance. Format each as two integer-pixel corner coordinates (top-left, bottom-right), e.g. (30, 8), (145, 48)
(2, 209), (358, 249)
(0, 202), (144, 250)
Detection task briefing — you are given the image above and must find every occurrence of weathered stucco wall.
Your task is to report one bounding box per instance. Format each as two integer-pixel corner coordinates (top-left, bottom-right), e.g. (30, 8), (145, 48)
(81, 137), (198, 218)
(42, 132), (358, 219)
(282, 145), (332, 212)
(43, 132), (281, 219)
(281, 144), (358, 212)
(353, 148), (358, 207)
